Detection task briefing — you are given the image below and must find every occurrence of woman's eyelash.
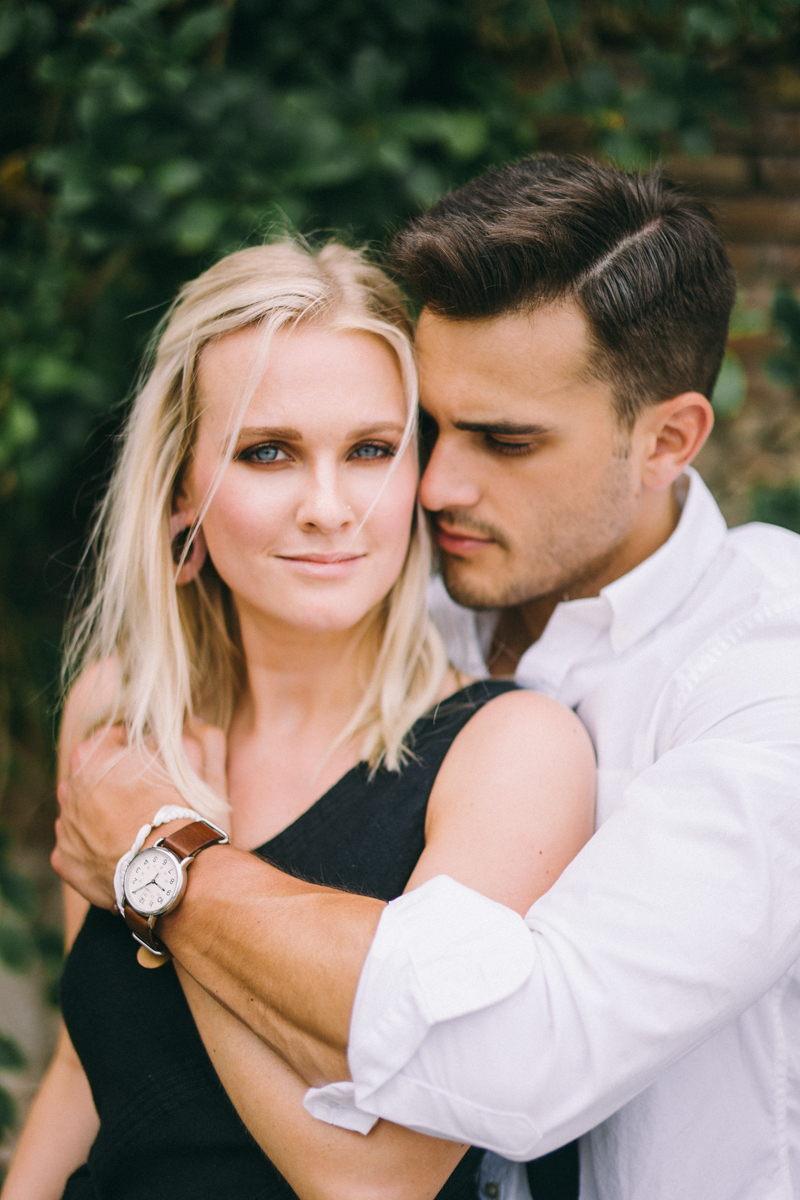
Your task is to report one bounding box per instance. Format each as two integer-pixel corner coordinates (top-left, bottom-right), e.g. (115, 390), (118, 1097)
(350, 441), (396, 459)
(238, 443), (289, 463)
(236, 441), (396, 463)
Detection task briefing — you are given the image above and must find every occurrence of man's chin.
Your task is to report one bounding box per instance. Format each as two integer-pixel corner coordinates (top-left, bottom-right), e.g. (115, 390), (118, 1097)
(439, 559), (510, 611)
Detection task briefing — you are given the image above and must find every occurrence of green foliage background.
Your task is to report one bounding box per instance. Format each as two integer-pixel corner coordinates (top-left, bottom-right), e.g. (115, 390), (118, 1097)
(2, 0), (800, 1155)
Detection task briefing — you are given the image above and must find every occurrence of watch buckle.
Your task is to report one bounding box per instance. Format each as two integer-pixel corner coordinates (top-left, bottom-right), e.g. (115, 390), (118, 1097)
(130, 930), (170, 958)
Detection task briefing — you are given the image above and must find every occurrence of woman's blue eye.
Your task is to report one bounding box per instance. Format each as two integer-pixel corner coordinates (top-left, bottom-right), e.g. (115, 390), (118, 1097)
(352, 443), (392, 459)
(248, 444), (283, 463)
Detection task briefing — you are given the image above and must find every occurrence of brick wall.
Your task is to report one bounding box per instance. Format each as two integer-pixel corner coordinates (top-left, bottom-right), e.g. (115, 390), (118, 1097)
(667, 115), (800, 524)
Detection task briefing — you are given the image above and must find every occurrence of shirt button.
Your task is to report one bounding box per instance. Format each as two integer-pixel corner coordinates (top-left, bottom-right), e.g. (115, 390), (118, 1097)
(483, 1184), (501, 1199)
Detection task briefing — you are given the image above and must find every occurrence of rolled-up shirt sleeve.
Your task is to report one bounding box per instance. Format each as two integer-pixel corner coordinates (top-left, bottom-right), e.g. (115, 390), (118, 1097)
(305, 620), (800, 1157)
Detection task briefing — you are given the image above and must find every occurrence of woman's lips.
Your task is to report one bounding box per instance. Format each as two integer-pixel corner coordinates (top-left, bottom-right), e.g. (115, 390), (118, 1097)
(435, 525), (495, 557)
(277, 552), (365, 579)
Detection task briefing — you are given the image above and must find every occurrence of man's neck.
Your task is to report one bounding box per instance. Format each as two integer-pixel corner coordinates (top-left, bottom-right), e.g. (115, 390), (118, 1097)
(489, 482), (682, 677)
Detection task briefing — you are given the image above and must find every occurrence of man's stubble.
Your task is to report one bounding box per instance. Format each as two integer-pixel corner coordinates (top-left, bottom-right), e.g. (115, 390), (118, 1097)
(438, 443), (636, 613)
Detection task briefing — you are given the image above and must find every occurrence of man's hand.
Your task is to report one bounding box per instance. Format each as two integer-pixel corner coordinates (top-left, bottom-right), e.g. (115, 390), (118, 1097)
(53, 720), (371, 1082)
(52, 722), (228, 908)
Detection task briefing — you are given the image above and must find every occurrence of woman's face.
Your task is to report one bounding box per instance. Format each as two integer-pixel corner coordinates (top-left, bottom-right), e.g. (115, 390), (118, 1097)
(182, 323), (418, 637)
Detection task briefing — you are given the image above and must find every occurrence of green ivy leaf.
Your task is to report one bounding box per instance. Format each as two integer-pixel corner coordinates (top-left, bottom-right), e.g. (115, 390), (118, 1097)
(711, 353), (747, 417)
(0, 924), (35, 973)
(0, 866), (38, 918)
(0, 1085), (17, 1137)
(34, 925), (64, 965)
(171, 199), (226, 254)
(0, 1033), (26, 1073)
(156, 159), (203, 198)
(685, 5), (739, 44)
(764, 350), (800, 389)
(172, 6), (230, 60)
(750, 484), (800, 533)
(773, 284), (800, 349)
(677, 124), (715, 156)
(0, 5), (23, 58)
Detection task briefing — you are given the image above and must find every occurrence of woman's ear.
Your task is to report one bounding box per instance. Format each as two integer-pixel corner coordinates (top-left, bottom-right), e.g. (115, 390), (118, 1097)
(640, 392), (714, 491)
(169, 510), (208, 586)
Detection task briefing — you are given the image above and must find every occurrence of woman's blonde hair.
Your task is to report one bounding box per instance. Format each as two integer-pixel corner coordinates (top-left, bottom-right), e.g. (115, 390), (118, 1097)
(64, 241), (447, 817)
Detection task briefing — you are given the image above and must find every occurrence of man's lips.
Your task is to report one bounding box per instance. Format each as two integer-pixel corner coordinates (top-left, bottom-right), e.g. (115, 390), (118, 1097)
(435, 524), (496, 556)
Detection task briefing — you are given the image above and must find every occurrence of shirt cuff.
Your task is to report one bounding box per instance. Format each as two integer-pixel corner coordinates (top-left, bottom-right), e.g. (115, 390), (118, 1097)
(303, 876), (536, 1131)
(303, 1081), (378, 1134)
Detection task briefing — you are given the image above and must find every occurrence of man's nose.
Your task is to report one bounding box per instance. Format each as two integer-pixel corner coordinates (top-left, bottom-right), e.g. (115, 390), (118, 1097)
(419, 436), (481, 513)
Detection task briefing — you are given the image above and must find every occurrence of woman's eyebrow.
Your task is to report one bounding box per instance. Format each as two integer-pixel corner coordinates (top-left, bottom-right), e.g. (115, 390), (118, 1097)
(236, 421), (406, 444)
(236, 425), (303, 442)
(347, 421), (407, 438)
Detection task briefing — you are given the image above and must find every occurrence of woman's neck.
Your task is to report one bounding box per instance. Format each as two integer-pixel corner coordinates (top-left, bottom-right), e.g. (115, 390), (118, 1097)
(234, 608), (376, 739)
(224, 606), (381, 851)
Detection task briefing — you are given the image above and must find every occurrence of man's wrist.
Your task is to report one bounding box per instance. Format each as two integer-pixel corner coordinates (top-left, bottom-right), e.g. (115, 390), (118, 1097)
(152, 841), (231, 950)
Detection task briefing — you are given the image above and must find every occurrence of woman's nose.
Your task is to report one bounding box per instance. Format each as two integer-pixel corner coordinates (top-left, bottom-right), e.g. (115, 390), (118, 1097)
(295, 465), (353, 532)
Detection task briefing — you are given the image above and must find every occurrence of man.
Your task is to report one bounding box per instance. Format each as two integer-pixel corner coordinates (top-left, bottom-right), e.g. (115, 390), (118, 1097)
(54, 155), (800, 1200)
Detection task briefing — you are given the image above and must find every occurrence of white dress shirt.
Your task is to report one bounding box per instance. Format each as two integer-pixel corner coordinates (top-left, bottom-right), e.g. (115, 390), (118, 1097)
(305, 469), (800, 1200)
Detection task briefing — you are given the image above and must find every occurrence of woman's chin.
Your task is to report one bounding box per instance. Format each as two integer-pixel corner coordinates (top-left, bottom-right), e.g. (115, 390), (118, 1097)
(237, 595), (386, 639)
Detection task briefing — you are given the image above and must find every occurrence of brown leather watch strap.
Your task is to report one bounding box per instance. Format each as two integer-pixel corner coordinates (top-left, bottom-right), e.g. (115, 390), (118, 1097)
(161, 820), (227, 860)
(124, 906), (167, 955)
(122, 821), (227, 959)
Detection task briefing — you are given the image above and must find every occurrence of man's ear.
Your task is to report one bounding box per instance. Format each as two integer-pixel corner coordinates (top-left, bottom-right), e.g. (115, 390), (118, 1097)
(639, 392), (714, 491)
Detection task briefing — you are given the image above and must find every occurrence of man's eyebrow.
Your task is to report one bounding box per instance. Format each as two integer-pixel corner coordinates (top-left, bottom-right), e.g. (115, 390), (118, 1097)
(452, 420), (554, 436)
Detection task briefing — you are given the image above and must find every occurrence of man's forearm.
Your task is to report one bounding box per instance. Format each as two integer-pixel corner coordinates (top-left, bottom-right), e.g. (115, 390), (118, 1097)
(158, 845), (385, 1086)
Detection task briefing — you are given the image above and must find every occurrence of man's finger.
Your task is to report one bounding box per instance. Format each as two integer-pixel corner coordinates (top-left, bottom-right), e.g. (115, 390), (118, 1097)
(69, 723), (127, 778)
(50, 841), (64, 879)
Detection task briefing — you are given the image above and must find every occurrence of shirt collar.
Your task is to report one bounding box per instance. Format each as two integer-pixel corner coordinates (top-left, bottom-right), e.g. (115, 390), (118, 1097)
(515, 468), (727, 690)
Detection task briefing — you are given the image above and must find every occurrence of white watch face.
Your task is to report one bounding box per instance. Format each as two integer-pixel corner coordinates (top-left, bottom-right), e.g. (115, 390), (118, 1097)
(124, 848), (182, 916)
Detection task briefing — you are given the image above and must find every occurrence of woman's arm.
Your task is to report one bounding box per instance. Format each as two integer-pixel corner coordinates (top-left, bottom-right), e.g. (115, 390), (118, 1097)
(177, 689), (596, 1200)
(177, 966), (467, 1200)
(1, 885), (97, 1200)
(1, 671), (111, 1199)
(0, 1021), (98, 1200)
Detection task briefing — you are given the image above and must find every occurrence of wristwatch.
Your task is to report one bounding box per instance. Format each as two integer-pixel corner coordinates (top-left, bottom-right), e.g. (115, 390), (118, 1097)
(122, 819), (228, 955)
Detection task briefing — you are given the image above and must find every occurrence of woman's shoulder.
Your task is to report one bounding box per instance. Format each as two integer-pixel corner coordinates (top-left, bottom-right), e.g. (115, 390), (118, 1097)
(59, 658), (121, 779)
(410, 675), (518, 750)
(433, 673), (520, 710)
(408, 679), (597, 913)
(409, 672), (592, 786)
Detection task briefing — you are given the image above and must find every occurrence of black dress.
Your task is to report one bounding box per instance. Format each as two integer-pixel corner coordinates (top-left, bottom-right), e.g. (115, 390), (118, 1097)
(59, 679), (578, 1200)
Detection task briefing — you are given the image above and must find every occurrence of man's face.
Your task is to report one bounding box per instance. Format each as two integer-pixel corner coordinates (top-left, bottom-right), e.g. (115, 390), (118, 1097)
(417, 303), (646, 610)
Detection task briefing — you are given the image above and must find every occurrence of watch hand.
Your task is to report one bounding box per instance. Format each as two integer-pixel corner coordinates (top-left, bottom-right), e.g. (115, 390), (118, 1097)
(132, 874), (159, 894)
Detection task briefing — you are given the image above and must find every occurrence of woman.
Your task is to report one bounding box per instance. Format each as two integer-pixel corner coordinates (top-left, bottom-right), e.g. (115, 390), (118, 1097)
(2, 242), (595, 1200)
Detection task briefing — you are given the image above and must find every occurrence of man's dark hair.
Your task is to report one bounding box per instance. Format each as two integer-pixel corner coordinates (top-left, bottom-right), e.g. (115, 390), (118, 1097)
(391, 154), (736, 424)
